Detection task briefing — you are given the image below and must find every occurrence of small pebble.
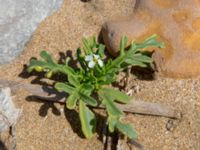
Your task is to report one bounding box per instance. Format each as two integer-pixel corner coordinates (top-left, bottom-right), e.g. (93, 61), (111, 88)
(166, 119), (175, 131)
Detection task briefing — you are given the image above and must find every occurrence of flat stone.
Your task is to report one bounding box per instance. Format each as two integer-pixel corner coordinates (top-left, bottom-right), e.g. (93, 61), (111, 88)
(0, 0), (63, 65)
(102, 0), (200, 78)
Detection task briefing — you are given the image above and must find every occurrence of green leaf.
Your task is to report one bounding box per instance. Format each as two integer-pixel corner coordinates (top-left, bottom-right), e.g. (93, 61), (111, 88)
(89, 36), (96, 49)
(107, 116), (118, 132)
(68, 75), (80, 87)
(99, 91), (124, 116)
(125, 59), (147, 67)
(97, 44), (105, 57)
(125, 53), (152, 67)
(128, 42), (138, 54)
(79, 100), (96, 138)
(137, 34), (165, 49)
(27, 51), (75, 76)
(34, 66), (43, 72)
(27, 59), (48, 72)
(98, 73), (116, 86)
(116, 121), (138, 139)
(66, 92), (79, 109)
(45, 71), (53, 78)
(101, 88), (131, 104)
(40, 51), (54, 63)
(80, 84), (94, 95)
(82, 38), (91, 55)
(76, 48), (87, 70)
(109, 55), (124, 69)
(120, 36), (128, 56)
(131, 54), (152, 63)
(82, 37), (96, 55)
(54, 82), (75, 94)
(79, 92), (97, 107)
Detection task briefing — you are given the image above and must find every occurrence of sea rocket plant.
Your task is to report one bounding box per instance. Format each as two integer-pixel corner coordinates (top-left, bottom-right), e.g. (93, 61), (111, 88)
(27, 35), (164, 140)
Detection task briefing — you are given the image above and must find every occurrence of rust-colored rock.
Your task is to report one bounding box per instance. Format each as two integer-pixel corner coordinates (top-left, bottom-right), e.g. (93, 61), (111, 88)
(102, 0), (200, 78)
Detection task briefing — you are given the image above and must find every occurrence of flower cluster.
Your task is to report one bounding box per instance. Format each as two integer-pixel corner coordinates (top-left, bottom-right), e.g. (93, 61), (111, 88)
(85, 54), (103, 68)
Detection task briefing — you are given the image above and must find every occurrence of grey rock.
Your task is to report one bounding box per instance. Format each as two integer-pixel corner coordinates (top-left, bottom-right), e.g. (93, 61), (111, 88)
(0, 0), (63, 65)
(0, 87), (21, 133)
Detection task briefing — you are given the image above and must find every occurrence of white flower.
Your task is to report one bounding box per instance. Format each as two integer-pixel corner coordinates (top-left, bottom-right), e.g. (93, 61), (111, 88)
(85, 54), (103, 68)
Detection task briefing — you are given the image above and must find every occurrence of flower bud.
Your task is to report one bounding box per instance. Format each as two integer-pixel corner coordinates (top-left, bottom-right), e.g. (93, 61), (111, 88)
(35, 66), (43, 72)
(45, 71), (53, 78)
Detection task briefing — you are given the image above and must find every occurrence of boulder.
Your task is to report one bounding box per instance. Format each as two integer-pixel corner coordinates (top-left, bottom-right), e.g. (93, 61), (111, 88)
(0, 0), (63, 65)
(102, 0), (200, 78)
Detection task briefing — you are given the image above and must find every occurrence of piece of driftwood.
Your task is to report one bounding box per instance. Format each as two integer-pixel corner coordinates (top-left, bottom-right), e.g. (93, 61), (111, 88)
(0, 80), (180, 119)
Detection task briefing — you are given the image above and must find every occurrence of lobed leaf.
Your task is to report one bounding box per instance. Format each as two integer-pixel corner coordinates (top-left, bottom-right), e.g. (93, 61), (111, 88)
(82, 38), (92, 55)
(97, 44), (105, 57)
(116, 121), (138, 139)
(80, 84), (94, 95)
(27, 51), (75, 77)
(40, 51), (54, 63)
(128, 42), (138, 54)
(101, 88), (131, 104)
(131, 54), (153, 63)
(27, 59), (48, 72)
(137, 34), (165, 49)
(79, 92), (97, 107)
(54, 82), (75, 94)
(82, 37), (97, 55)
(66, 92), (79, 109)
(109, 55), (125, 70)
(99, 90), (124, 116)
(68, 75), (80, 87)
(107, 116), (118, 133)
(124, 59), (147, 67)
(79, 100), (96, 138)
(120, 36), (128, 56)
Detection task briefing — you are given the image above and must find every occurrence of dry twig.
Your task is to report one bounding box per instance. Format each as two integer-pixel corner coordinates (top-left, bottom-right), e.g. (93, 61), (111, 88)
(0, 80), (181, 119)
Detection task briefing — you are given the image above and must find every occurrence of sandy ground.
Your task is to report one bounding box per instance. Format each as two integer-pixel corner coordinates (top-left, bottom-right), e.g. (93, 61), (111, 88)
(0, 0), (200, 149)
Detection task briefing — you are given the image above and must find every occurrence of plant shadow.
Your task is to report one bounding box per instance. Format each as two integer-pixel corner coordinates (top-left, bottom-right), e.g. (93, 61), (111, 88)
(63, 107), (85, 138)
(58, 50), (78, 69)
(63, 106), (108, 141)
(131, 66), (155, 81)
(80, 0), (91, 2)
(26, 96), (62, 117)
(25, 81), (68, 117)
